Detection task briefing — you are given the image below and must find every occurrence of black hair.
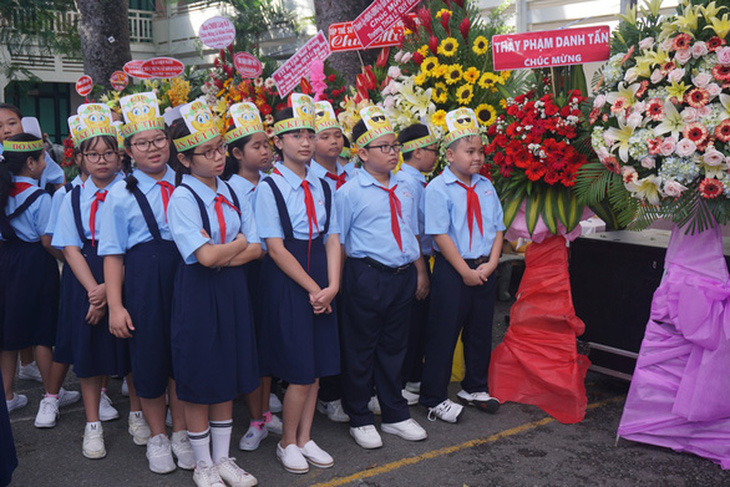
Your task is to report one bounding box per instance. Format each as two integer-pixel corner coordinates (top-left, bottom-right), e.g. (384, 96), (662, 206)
(272, 107), (314, 159)
(122, 128), (170, 192)
(222, 132), (253, 180)
(168, 118), (194, 186)
(447, 134), (480, 152)
(0, 133), (43, 210)
(351, 119), (367, 148)
(0, 103), (23, 118)
(398, 123), (430, 162)
(342, 134), (350, 149)
(77, 134), (117, 155)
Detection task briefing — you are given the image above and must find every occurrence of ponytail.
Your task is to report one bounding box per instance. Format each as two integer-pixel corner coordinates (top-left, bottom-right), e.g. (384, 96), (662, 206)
(0, 133), (43, 210)
(168, 118), (193, 186)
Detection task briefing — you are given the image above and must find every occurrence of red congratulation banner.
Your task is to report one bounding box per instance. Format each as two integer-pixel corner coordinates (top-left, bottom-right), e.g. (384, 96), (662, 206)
(233, 52), (263, 78)
(272, 31), (331, 98)
(124, 60), (152, 79)
(75, 75), (93, 96)
(329, 15), (414, 52)
(141, 57), (185, 79)
(352, 0), (419, 49)
(492, 25), (610, 71)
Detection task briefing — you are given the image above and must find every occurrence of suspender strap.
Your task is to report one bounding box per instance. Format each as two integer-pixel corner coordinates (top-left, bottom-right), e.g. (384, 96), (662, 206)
(319, 177), (332, 236)
(71, 185), (89, 244)
(128, 180), (163, 242)
(64, 182), (73, 192)
(223, 181), (240, 211)
(1, 189), (47, 241)
(178, 183), (211, 237)
(262, 177), (294, 240)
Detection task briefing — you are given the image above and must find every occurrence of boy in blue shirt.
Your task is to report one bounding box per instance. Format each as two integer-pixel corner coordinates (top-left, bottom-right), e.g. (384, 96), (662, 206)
(419, 108), (505, 423)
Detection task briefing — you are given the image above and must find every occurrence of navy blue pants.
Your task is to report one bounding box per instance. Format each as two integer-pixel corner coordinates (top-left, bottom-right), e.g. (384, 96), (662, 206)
(340, 258), (416, 427)
(419, 254), (497, 408)
(402, 255), (430, 385)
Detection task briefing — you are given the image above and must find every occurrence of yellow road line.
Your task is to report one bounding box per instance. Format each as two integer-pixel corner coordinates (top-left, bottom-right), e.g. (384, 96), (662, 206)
(310, 395), (625, 487)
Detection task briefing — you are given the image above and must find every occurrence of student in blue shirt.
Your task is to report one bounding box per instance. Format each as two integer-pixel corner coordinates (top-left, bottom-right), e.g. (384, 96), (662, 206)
(419, 108), (505, 423)
(221, 102), (283, 451)
(310, 101), (348, 193)
(336, 106), (429, 450)
(0, 134), (60, 417)
(99, 92), (195, 475)
(396, 123), (439, 403)
(254, 95), (341, 474)
(167, 102), (261, 487)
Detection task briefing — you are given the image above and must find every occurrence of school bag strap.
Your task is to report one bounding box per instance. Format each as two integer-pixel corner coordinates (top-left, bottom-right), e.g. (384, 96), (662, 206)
(261, 176), (294, 240)
(127, 177), (163, 242)
(70, 185), (88, 244)
(318, 177), (332, 236)
(223, 181), (240, 211)
(64, 182), (73, 192)
(178, 183), (212, 238)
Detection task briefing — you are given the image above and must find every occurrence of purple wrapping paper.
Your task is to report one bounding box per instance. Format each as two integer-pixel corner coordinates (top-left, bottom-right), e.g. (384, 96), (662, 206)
(617, 224), (730, 469)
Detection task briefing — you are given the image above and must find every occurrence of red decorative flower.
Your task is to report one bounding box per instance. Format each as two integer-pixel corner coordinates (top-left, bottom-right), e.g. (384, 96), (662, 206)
(712, 64), (730, 81)
(429, 35), (439, 55)
(699, 178), (724, 199)
(685, 88), (710, 108)
(708, 36), (726, 52)
(601, 156), (621, 174)
(417, 7), (432, 35)
(635, 80), (649, 99)
(647, 138), (662, 155)
(459, 17), (470, 40)
(440, 10), (451, 34)
(672, 33), (692, 51)
(715, 119), (730, 143)
(646, 98), (664, 121)
(683, 122), (708, 146)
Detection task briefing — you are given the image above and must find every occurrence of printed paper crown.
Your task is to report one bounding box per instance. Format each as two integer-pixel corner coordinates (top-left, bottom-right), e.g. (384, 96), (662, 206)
(2, 139), (44, 153)
(314, 101), (341, 133)
(174, 99), (220, 151)
(119, 91), (165, 138)
(224, 102), (264, 144)
(356, 106), (394, 147)
(444, 108), (479, 146)
(274, 93), (315, 135)
(70, 103), (117, 145)
(402, 125), (437, 153)
(111, 121), (125, 148)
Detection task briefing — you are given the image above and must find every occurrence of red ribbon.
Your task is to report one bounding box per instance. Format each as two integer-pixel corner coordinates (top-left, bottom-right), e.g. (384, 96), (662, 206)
(214, 194), (240, 244)
(454, 181), (483, 250)
(89, 190), (108, 247)
(301, 180), (319, 271)
(376, 184), (403, 252)
(8, 182), (33, 197)
(325, 171), (347, 190)
(157, 181), (175, 215)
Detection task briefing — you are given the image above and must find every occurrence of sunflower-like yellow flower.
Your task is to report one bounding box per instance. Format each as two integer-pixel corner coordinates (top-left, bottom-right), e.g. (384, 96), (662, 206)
(475, 103), (497, 126)
(463, 67), (480, 84)
(438, 37), (459, 57)
(478, 72), (501, 90)
(445, 64), (463, 85)
(421, 56), (439, 75)
(417, 45), (429, 57)
(432, 109), (447, 128)
(435, 8), (452, 19)
(414, 72), (428, 86)
(455, 84), (474, 105)
(168, 77), (191, 107)
(499, 71), (511, 83)
(472, 36), (489, 55)
(432, 82), (448, 103)
(432, 64), (449, 78)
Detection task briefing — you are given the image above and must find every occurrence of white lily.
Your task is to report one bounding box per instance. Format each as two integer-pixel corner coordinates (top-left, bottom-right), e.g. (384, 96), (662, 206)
(719, 94), (730, 121)
(607, 115), (642, 163)
(625, 175), (663, 205)
(606, 82), (641, 106)
(654, 102), (685, 140)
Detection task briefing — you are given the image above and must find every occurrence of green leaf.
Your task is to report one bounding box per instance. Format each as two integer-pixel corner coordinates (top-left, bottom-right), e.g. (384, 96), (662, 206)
(524, 191), (545, 236)
(501, 186), (526, 229)
(556, 189), (571, 228)
(541, 186), (559, 235)
(565, 194), (584, 231)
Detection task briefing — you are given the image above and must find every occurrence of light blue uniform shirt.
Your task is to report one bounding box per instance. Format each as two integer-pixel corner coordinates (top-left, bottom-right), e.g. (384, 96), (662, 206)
(167, 174), (259, 265)
(424, 167), (505, 259)
(45, 175), (83, 235)
(227, 172), (265, 208)
(1, 175), (51, 242)
(52, 173), (124, 249)
(254, 162), (339, 242)
(40, 152), (65, 188)
(395, 163), (433, 256)
(97, 166), (177, 256)
(309, 159), (349, 194)
(336, 169), (420, 267)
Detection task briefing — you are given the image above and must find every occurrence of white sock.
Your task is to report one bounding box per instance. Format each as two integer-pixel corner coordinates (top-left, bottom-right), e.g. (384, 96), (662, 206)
(187, 428), (212, 466)
(209, 420), (233, 464)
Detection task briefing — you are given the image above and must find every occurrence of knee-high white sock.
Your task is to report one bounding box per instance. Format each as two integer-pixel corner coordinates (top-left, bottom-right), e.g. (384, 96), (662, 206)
(187, 428), (212, 466)
(209, 419), (233, 464)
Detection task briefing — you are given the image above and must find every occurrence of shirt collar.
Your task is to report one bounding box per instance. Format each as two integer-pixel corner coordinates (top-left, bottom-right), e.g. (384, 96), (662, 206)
(357, 168), (396, 189)
(132, 165), (175, 194)
(399, 163), (426, 183)
(229, 174), (256, 193)
(181, 174), (232, 206)
(274, 161), (315, 189)
(82, 177), (111, 200)
(11, 175), (37, 185)
(443, 166), (480, 186)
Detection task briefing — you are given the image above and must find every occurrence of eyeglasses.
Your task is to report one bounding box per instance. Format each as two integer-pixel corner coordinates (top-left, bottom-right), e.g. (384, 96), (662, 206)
(84, 150), (118, 163)
(367, 143), (402, 154)
(422, 147), (439, 154)
(192, 143), (228, 160)
(131, 135), (168, 152)
(284, 131), (316, 142)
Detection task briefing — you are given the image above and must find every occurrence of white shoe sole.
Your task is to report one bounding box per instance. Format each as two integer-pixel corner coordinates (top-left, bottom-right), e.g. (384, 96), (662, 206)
(276, 456), (309, 474)
(82, 447), (107, 459)
(302, 455), (334, 469)
(239, 430), (268, 451)
(381, 423), (427, 441)
(349, 431), (383, 449)
(34, 416), (58, 428)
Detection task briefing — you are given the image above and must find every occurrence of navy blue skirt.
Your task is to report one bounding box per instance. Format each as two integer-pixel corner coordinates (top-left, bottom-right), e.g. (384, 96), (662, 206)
(53, 263), (75, 364)
(125, 239), (180, 399)
(69, 243), (129, 378)
(258, 237), (339, 385)
(171, 262), (259, 404)
(0, 240), (58, 350)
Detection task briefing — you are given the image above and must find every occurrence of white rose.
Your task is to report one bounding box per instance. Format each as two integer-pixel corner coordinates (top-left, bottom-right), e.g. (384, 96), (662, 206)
(704, 148), (725, 166)
(650, 69), (664, 84)
(641, 156), (656, 169)
(692, 72), (712, 88)
(624, 67), (639, 83)
(664, 180), (687, 197)
(675, 138), (697, 157)
(668, 68), (686, 83)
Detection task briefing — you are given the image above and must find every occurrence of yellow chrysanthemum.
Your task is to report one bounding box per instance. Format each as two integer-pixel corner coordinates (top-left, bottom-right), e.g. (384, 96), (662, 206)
(435, 8), (452, 19)
(168, 77), (191, 107)
(414, 72), (428, 86)
(472, 36), (489, 55)
(438, 37), (459, 57)
(433, 64), (449, 78)
(417, 45), (429, 57)
(432, 109), (447, 128)
(432, 82), (448, 103)
(455, 84), (474, 105)
(475, 103), (497, 126)
(478, 72), (501, 90)
(500, 99), (507, 109)
(463, 67), (480, 84)
(421, 56), (439, 75)
(445, 64), (463, 85)
(500, 70), (512, 82)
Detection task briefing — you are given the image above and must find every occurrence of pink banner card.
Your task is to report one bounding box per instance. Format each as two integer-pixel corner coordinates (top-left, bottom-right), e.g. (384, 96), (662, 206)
(272, 31), (331, 98)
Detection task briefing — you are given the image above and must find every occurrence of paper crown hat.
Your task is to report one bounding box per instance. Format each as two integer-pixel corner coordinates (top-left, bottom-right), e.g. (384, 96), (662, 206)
(68, 103), (117, 145)
(443, 107), (479, 146)
(119, 92), (165, 138)
(401, 124), (437, 153)
(314, 101), (340, 133)
(173, 98), (220, 151)
(274, 93), (315, 135)
(2, 117), (45, 153)
(356, 106), (393, 147)
(111, 121), (125, 148)
(224, 102), (264, 144)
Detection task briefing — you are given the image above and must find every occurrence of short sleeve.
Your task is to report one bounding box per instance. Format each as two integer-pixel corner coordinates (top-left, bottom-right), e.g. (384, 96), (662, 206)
(51, 193), (82, 249)
(167, 190), (211, 263)
(334, 188), (351, 246)
(43, 156), (65, 185)
(32, 192), (52, 237)
(488, 183), (506, 232)
(253, 180), (285, 240)
(424, 182), (450, 235)
(97, 191), (127, 255)
(238, 196), (260, 245)
(45, 188), (67, 235)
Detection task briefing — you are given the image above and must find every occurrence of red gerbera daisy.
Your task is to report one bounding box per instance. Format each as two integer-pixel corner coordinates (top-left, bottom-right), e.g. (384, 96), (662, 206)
(601, 156), (621, 174)
(699, 178), (724, 199)
(635, 80), (649, 99)
(673, 33), (692, 51)
(647, 138), (662, 155)
(525, 164), (547, 181)
(707, 36), (726, 52)
(712, 64), (730, 81)
(715, 119), (730, 143)
(683, 123), (709, 145)
(646, 98), (665, 121)
(685, 88), (710, 108)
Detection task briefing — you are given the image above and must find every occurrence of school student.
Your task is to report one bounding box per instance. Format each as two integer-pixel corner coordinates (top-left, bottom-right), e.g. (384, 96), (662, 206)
(222, 102), (283, 452)
(167, 100), (260, 487)
(254, 95), (341, 474)
(419, 108), (505, 423)
(395, 123), (439, 402)
(336, 106), (429, 450)
(51, 104), (133, 459)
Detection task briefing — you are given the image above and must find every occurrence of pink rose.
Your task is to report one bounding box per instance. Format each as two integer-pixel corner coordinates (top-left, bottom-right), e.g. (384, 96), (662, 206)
(717, 47), (730, 65)
(596, 147), (610, 162)
(639, 37), (655, 50)
(604, 132), (615, 146)
(692, 72), (712, 88)
(593, 94), (606, 108)
(659, 138), (676, 156)
(664, 180), (687, 197)
(668, 68), (686, 83)
(401, 52), (412, 64)
(706, 83), (722, 97)
(633, 101), (646, 114)
(662, 38), (674, 51)
(675, 138), (697, 157)
(641, 156), (656, 169)
(650, 69), (664, 84)
(387, 66), (402, 79)
(675, 49), (692, 65)
(698, 105), (712, 118)
(622, 166), (638, 184)
(681, 107), (699, 123)
(704, 148), (725, 166)
(692, 41), (708, 58)
(627, 112), (643, 127)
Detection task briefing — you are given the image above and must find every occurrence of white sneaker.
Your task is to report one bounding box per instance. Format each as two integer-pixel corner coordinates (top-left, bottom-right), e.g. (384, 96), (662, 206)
(264, 414), (283, 435)
(193, 461), (226, 487)
(381, 418), (428, 441)
(82, 422), (106, 459)
(121, 377), (129, 397)
(216, 457), (258, 486)
(98, 391), (120, 421)
(299, 440), (334, 468)
(457, 389), (501, 414)
(402, 388), (420, 405)
(405, 381), (421, 394)
(349, 425), (383, 449)
(239, 424), (268, 451)
(6, 393), (28, 413)
(368, 396), (381, 415)
(128, 411), (151, 446)
(18, 361), (43, 382)
(146, 434), (176, 474)
(427, 399), (464, 424)
(34, 396), (60, 428)
(276, 442), (309, 474)
(58, 387), (81, 407)
(317, 399), (350, 422)
(269, 393), (283, 413)
(171, 430), (195, 470)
